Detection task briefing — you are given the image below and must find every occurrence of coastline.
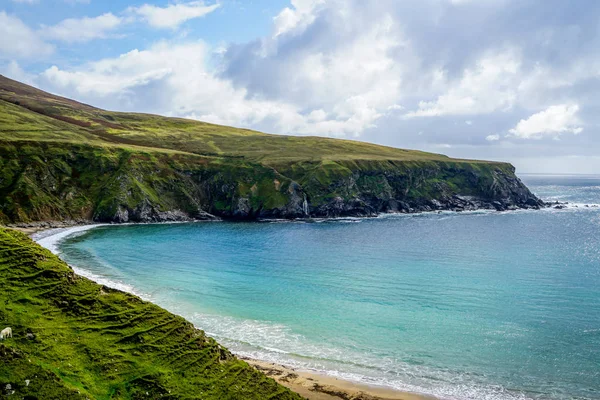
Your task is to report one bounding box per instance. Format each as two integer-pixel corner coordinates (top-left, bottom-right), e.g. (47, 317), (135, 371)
(18, 222), (436, 400)
(242, 358), (434, 400)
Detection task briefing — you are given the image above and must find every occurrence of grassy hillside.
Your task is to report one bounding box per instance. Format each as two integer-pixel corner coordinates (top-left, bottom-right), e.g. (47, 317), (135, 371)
(0, 227), (302, 399)
(0, 75), (470, 163)
(0, 75), (543, 224)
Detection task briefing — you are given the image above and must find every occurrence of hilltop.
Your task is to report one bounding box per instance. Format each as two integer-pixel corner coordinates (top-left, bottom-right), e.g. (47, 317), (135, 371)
(0, 75), (543, 224)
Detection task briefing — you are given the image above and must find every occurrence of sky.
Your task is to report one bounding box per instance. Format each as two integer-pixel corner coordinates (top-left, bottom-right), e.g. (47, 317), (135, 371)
(1, 0), (599, 174)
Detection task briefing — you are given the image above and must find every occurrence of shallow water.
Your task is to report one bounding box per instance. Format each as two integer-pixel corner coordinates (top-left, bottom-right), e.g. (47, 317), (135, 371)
(53, 175), (600, 400)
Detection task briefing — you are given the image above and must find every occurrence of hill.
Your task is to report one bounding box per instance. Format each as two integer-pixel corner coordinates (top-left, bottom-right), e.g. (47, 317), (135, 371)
(0, 227), (302, 399)
(0, 75), (543, 224)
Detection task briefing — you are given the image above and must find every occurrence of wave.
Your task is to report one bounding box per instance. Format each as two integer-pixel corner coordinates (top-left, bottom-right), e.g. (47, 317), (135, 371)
(33, 224), (152, 298)
(70, 265), (150, 299)
(187, 312), (539, 400)
(32, 220), (209, 255)
(33, 224), (107, 254)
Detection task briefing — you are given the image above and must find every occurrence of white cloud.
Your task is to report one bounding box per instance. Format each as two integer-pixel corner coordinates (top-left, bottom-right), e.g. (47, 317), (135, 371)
(273, 0), (324, 37)
(129, 1), (219, 29)
(37, 37), (403, 137)
(486, 134), (500, 141)
(11, 0), (39, 4)
(33, 42), (309, 133)
(41, 13), (123, 43)
(223, 3), (406, 135)
(509, 104), (583, 139)
(404, 50), (520, 118)
(0, 12), (53, 59)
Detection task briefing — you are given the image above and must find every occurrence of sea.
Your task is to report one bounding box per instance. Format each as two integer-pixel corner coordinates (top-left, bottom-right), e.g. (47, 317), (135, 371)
(36, 174), (600, 400)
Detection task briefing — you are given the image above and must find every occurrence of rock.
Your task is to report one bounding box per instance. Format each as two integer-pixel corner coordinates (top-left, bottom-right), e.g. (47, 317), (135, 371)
(492, 201), (506, 211)
(233, 198), (251, 218)
(429, 199), (443, 209)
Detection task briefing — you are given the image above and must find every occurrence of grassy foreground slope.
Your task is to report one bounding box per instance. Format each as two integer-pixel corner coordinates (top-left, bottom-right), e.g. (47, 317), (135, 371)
(0, 75), (543, 224)
(0, 228), (302, 399)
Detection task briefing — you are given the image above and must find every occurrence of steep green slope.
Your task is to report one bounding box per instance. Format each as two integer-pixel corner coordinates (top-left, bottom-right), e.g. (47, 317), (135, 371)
(0, 228), (302, 399)
(0, 75), (544, 224)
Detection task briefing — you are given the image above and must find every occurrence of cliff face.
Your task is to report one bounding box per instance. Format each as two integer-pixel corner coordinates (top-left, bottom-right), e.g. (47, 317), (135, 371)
(0, 75), (545, 224)
(0, 141), (543, 225)
(284, 159), (543, 217)
(0, 142), (305, 223)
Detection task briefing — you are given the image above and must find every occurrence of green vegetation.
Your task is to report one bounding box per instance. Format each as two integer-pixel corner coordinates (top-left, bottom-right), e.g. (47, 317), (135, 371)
(0, 141), (298, 223)
(0, 74), (541, 223)
(0, 228), (302, 399)
(0, 74), (483, 163)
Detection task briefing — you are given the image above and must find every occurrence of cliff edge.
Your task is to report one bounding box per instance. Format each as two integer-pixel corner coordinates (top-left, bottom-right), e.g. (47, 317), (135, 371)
(0, 75), (543, 224)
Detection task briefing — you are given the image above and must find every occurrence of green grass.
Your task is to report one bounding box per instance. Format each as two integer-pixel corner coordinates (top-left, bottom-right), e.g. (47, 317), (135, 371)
(0, 74), (496, 165)
(0, 228), (303, 399)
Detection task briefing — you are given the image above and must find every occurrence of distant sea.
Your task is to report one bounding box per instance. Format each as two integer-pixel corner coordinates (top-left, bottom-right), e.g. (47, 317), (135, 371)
(43, 175), (600, 400)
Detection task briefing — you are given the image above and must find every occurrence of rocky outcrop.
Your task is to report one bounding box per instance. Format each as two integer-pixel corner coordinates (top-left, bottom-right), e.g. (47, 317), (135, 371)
(0, 142), (544, 224)
(279, 160), (545, 218)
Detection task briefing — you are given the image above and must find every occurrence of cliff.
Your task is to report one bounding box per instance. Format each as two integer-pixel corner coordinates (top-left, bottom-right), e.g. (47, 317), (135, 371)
(0, 75), (544, 224)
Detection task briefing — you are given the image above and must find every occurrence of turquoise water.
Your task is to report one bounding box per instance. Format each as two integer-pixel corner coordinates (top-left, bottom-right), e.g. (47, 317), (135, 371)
(53, 175), (600, 400)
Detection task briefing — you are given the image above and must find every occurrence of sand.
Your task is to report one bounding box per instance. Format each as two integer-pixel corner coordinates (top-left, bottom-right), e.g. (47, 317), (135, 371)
(6, 220), (91, 235)
(243, 358), (434, 400)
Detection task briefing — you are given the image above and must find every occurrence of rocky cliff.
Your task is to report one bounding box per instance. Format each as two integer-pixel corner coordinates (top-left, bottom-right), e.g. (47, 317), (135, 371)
(0, 75), (545, 225)
(0, 141), (544, 225)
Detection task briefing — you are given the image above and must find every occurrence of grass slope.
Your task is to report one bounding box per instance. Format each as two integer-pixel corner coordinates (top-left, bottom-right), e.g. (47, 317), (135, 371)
(0, 74), (486, 164)
(0, 228), (302, 399)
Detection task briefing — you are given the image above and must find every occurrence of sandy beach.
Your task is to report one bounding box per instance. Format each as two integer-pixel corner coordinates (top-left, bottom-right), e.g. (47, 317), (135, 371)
(7, 220), (93, 235)
(243, 357), (434, 400)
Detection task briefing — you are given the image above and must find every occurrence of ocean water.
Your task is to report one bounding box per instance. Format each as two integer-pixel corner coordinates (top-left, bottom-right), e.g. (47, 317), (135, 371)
(49, 175), (600, 400)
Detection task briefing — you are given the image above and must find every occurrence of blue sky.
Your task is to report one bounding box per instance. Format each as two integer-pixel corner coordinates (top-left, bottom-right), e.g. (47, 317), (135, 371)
(1, 0), (599, 173)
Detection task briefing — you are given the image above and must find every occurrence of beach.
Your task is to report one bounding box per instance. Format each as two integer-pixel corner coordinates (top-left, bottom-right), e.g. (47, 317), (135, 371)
(243, 358), (433, 400)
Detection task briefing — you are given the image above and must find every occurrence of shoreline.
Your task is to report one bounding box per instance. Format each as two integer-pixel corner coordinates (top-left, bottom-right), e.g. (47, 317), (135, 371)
(19, 223), (437, 400)
(242, 358), (435, 400)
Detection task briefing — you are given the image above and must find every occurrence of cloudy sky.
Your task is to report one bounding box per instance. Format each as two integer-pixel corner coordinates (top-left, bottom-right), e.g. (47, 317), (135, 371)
(1, 0), (598, 173)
